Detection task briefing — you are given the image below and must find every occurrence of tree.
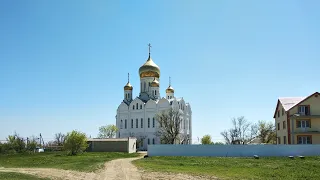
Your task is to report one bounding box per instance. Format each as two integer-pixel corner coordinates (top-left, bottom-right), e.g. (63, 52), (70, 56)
(54, 133), (65, 146)
(155, 108), (182, 144)
(201, 135), (213, 144)
(257, 120), (276, 144)
(97, 125), (118, 138)
(63, 130), (88, 155)
(6, 133), (26, 153)
(220, 116), (258, 144)
(27, 136), (39, 151)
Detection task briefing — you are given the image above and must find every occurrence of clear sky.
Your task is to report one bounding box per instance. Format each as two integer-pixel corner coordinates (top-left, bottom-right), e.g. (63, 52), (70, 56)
(1, 1), (320, 143)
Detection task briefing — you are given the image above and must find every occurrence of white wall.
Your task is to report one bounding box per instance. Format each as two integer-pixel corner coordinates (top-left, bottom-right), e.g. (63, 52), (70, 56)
(148, 145), (320, 157)
(127, 137), (137, 153)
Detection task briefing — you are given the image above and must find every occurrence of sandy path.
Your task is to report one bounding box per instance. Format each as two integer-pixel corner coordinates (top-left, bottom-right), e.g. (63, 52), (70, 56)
(0, 157), (215, 180)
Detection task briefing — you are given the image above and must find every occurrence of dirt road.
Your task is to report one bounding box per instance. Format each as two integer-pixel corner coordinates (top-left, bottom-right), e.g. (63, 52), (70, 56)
(0, 157), (215, 180)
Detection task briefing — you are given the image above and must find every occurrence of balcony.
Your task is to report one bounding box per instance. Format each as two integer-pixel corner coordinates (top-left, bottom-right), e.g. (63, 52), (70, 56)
(294, 127), (320, 134)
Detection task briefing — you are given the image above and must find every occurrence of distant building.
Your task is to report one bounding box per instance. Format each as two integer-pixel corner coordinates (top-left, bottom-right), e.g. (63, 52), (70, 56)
(115, 44), (192, 150)
(273, 92), (320, 144)
(87, 138), (136, 153)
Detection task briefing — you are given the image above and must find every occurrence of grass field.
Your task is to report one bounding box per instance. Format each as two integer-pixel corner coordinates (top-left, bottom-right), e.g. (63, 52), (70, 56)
(133, 156), (320, 180)
(0, 172), (50, 180)
(0, 152), (139, 172)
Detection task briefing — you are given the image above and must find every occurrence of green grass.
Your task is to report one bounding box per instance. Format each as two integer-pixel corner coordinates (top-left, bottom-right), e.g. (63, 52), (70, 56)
(0, 172), (50, 180)
(0, 152), (139, 172)
(133, 156), (320, 180)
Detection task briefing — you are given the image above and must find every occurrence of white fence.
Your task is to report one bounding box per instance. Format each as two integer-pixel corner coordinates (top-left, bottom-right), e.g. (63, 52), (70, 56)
(147, 144), (320, 157)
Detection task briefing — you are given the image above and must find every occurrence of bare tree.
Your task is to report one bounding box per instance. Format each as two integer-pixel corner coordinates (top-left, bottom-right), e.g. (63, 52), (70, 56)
(220, 116), (258, 144)
(54, 133), (65, 146)
(155, 108), (182, 144)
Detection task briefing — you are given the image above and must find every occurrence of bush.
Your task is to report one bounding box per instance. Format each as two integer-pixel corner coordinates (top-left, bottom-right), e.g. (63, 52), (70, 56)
(63, 130), (88, 155)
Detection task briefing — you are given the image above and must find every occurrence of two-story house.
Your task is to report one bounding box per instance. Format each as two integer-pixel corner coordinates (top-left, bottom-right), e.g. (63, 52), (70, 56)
(273, 92), (320, 144)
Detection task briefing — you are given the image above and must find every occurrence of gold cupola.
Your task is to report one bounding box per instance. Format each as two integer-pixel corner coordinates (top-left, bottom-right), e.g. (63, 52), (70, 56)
(139, 43), (160, 78)
(124, 73), (133, 90)
(150, 77), (159, 87)
(166, 76), (174, 93)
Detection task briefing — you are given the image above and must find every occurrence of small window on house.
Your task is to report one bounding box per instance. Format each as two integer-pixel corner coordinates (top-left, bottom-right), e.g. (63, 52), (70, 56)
(153, 117), (155, 128)
(283, 136), (287, 144)
(148, 138), (150, 145)
(148, 118), (150, 128)
(136, 119), (138, 128)
(298, 106), (310, 115)
(152, 138), (155, 144)
(277, 123), (280, 130)
(283, 121), (286, 129)
(131, 119), (133, 128)
(298, 136), (312, 144)
(296, 120), (311, 128)
(141, 118), (143, 128)
(125, 119), (127, 129)
(133, 105), (135, 110)
(140, 104), (142, 109)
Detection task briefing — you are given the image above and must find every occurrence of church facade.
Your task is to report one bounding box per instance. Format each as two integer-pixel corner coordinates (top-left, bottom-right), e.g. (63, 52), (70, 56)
(116, 46), (192, 150)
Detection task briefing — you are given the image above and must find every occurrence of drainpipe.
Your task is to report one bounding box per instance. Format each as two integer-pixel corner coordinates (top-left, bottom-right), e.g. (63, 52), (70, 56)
(291, 118), (294, 144)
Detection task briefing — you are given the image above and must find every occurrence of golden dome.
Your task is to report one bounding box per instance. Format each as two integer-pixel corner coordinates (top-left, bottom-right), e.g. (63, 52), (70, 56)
(124, 82), (133, 90)
(139, 55), (160, 78)
(151, 78), (159, 87)
(166, 85), (174, 93)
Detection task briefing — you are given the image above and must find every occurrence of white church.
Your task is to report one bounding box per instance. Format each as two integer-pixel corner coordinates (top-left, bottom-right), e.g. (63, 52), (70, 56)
(116, 45), (192, 150)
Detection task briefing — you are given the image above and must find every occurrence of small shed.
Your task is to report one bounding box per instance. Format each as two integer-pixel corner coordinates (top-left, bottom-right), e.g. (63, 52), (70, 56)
(86, 137), (136, 153)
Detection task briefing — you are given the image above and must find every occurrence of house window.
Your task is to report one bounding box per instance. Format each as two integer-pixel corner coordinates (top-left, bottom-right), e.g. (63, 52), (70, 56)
(296, 120), (311, 128)
(140, 104), (142, 109)
(277, 137), (281, 144)
(148, 138), (150, 145)
(125, 119), (127, 129)
(283, 136), (287, 144)
(120, 120), (123, 129)
(283, 121), (286, 129)
(153, 118), (155, 128)
(282, 108), (284, 116)
(131, 119), (133, 128)
(298, 105), (310, 115)
(148, 118), (150, 128)
(141, 118), (143, 128)
(277, 123), (280, 130)
(152, 138), (155, 144)
(136, 119), (138, 128)
(298, 136), (312, 144)
(133, 105), (135, 110)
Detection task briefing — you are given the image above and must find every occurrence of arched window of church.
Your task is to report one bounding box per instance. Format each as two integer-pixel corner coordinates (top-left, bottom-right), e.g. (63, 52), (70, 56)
(136, 103), (138, 109)
(126, 94), (128, 99)
(153, 118), (155, 128)
(136, 119), (138, 128)
(148, 138), (150, 145)
(152, 138), (155, 144)
(144, 82), (146, 91)
(131, 119), (133, 128)
(140, 104), (142, 109)
(133, 105), (135, 110)
(148, 118), (150, 128)
(128, 94), (130, 99)
(125, 119), (127, 129)
(120, 120), (123, 129)
(155, 90), (157, 95)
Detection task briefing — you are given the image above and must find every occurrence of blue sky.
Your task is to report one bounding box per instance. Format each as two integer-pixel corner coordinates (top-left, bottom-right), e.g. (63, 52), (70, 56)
(1, 1), (319, 143)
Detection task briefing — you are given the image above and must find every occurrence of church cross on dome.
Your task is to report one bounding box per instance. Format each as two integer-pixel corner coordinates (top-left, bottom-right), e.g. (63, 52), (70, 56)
(169, 76), (171, 86)
(128, 73), (130, 83)
(148, 43), (152, 56)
